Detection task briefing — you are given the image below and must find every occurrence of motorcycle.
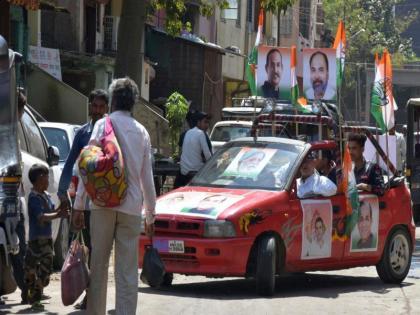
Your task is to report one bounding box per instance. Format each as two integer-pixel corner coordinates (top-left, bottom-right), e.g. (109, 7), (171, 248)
(0, 35), (23, 295)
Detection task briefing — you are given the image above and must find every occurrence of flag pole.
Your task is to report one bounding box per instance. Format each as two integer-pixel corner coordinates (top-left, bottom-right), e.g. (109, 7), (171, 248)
(383, 51), (391, 181)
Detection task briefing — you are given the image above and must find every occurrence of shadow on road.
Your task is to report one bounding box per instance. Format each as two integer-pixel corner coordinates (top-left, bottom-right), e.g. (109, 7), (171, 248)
(139, 273), (414, 300)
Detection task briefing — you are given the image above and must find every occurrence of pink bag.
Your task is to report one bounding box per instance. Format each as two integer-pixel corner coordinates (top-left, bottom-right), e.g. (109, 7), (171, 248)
(61, 233), (89, 306)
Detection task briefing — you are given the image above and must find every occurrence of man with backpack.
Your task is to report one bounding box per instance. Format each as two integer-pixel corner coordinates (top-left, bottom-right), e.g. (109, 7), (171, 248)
(72, 77), (156, 315)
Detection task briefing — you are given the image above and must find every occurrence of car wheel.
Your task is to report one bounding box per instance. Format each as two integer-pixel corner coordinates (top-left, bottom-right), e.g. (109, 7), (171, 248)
(53, 218), (69, 269)
(256, 235), (276, 296)
(161, 273), (173, 286)
(376, 228), (412, 284)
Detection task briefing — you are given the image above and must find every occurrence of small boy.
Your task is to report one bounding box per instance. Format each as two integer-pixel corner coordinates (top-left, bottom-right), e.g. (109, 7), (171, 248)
(24, 164), (69, 311)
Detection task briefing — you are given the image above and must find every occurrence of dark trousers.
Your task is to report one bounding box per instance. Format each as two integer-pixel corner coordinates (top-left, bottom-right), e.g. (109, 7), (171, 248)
(173, 172), (194, 189)
(24, 239), (53, 304)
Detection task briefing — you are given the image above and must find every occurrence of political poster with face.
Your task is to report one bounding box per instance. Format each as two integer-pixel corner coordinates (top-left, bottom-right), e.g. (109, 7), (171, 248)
(222, 147), (276, 179)
(257, 46), (291, 100)
(301, 199), (332, 259)
(350, 195), (379, 252)
(303, 48), (337, 101)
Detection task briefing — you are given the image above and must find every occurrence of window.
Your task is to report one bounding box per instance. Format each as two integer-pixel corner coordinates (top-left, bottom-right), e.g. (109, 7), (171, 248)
(221, 0), (240, 22)
(21, 111), (47, 161)
(17, 121), (28, 152)
(41, 127), (70, 162)
(279, 7), (292, 35)
(299, 0), (311, 39)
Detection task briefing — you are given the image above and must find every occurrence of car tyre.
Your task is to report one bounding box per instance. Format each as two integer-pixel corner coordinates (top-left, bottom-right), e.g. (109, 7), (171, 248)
(53, 218), (69, 269)
(376, 228), (412, 284)
(161, 273), (173, 286)
(256, 235), (276, 296)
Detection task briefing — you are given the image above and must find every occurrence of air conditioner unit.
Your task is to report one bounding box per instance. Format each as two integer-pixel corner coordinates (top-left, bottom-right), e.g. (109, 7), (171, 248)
(103, 15), (120, 51)
(267, 36), (277, 46)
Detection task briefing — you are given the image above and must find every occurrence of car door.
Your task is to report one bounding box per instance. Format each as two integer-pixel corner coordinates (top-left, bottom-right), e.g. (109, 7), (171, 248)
(19, 110), (61, 242)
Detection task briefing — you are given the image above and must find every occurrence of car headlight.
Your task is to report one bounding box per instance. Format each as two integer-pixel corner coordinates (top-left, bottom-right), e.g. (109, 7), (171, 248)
(203, 220), (236, 238)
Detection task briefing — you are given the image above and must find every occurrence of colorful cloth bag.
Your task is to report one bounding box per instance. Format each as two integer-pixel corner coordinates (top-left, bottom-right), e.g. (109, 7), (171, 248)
(78, 116), (127, 207)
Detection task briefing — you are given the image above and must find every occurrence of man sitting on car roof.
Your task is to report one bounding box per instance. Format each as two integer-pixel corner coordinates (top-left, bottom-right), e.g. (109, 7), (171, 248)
(297, 151), (337, 199)
(347, 133), (385, 196)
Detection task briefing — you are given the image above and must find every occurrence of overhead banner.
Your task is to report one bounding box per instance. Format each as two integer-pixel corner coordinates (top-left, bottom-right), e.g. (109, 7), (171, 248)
(257, 46), (291, 100)
(303, 48), (337, 101)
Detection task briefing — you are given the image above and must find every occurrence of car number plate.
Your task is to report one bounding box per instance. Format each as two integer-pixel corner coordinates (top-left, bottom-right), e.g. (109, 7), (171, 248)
(168, 240), (184, 253)
(153, 239), (185, 253)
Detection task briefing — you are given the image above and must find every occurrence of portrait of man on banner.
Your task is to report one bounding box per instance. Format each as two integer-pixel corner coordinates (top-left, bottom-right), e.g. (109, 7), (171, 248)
(303, 48), (337, 101)
(350, 195), (379, 252)
(257, 46), (291, 100)
(301, 199), (332, 259)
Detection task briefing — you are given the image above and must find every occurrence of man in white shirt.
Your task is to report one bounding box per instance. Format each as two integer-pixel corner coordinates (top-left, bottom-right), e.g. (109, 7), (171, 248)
(72, 78), (156, 315)
(297, 152), (337, 199)
(175, 112), (212, 187)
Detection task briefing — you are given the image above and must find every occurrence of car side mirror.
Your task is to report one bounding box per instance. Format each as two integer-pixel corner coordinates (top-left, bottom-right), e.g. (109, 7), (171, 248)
(47, 145), (59, 166)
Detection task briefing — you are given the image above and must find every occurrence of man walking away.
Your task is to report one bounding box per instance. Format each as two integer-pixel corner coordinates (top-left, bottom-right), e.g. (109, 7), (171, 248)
(72, 77), (156, 315)
(175, 112), (212, 188)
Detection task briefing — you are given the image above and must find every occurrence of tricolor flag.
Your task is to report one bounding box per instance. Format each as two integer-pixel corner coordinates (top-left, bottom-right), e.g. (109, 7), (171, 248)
(291, 46), (310, 113)
(333, 20), (346, 87)
(338, 144), (360, 236)
(246, 9), (263, 96)
(371, 50), (396, 132)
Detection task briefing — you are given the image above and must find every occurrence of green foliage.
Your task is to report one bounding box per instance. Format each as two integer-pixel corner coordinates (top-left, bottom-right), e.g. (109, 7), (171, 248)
(165, 92), (189, 157)
(323, 0), (417, 63)
(261, 0), (296, 14)
(148, 0), (296, 36)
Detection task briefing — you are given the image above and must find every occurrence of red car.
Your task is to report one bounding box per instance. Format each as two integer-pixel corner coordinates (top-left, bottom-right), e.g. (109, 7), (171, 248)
(139, 136), (415, 296)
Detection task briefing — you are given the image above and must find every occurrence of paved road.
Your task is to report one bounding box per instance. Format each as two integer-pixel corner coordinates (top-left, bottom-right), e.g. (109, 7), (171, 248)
(1, 230), (420, 315)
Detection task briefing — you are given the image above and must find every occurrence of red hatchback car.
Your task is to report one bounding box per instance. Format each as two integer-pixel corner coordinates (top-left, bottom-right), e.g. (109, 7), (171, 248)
(139, 137), (415, 296)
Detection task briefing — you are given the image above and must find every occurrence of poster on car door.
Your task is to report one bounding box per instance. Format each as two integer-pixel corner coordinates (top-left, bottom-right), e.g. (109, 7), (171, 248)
(301, 199), (332, 259)
(156, 191), (243, 219)
(350, 195), (379, 252)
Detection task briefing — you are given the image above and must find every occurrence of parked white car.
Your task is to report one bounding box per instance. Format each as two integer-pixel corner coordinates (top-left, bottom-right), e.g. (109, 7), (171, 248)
(210, 120), (253, 153)
(18, 107), (68, 268)
(39, 122), (80, 170)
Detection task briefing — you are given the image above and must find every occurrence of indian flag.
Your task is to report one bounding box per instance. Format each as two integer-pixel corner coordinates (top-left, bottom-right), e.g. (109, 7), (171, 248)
(291, 46), (311, 113)
(338, 144), (360, 236)
(371, 50), (396, 132)
(246, 9), (263, 96)
(333, 20), (346, 87)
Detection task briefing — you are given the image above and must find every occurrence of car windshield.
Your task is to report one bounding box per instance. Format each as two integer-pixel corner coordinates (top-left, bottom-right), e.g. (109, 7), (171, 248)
(41, 127), (70, 162)
(210, 125), (251, 142)
(191, 141), (303, 190)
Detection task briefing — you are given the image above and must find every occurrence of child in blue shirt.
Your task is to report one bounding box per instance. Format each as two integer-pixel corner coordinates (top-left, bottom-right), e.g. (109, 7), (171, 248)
(24, 164), (69, 311)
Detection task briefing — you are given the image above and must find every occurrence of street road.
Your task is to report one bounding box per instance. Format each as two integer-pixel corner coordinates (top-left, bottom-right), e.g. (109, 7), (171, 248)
(1, 229), (420, 315)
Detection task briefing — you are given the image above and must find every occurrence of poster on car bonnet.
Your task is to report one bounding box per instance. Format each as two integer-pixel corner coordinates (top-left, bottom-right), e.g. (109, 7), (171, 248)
(222, 147), (276, 179)
(156, 191), (243, 219)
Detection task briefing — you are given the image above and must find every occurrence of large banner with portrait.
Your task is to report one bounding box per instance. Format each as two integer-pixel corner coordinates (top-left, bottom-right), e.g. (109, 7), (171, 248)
(302, 48), (337, 101)
(350, 195), (379, 252)
(301, 199), (332, 259)
(257, 46), (291, 100)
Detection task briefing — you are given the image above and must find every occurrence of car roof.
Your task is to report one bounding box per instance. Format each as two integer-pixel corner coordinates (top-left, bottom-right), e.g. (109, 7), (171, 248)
(230, 136), (306, 147)
(39, 122), (81, 130)
(213, 120), (253, 127)
(408, 98), (420, 106)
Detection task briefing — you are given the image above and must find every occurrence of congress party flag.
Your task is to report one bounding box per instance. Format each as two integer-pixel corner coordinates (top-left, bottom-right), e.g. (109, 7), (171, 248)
(333, 20), (346, 88)
(371, 50), (396, 132)
(291, 46), (310, 113)
(246, 9), (263, 96)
